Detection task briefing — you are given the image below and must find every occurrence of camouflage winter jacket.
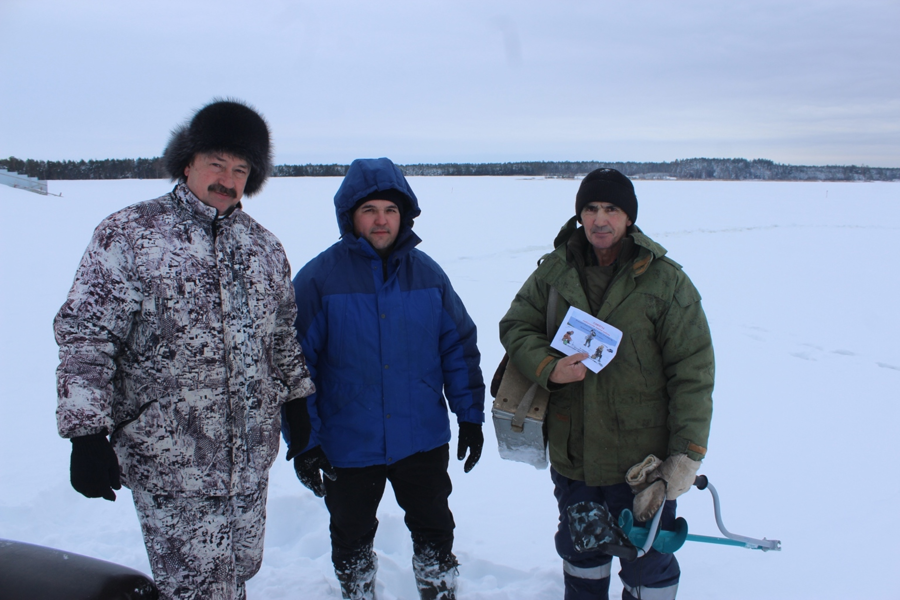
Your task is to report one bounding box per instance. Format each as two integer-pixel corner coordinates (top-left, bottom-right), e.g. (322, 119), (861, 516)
(499, 218), (713, 486)
(55, 183), (314, 496)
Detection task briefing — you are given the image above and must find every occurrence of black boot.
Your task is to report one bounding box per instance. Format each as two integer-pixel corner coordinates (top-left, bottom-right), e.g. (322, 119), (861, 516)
(412, 552), (458, 600)
(335, 549), (378, 600)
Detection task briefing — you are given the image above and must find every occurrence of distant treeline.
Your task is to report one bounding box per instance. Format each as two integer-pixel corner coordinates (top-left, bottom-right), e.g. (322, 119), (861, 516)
(3, 156), (898, 182)
(2, 157), (166, 180)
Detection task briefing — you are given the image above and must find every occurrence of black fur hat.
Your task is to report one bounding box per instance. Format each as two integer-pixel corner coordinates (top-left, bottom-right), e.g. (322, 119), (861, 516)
(163, 98), (272, 197)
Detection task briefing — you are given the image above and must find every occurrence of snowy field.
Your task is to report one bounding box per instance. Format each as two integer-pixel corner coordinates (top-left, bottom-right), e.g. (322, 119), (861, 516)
(1, 176), (898, 599)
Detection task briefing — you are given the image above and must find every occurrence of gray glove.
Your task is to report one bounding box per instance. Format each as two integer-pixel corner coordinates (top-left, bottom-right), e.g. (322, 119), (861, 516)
(627, 454), (700, 522)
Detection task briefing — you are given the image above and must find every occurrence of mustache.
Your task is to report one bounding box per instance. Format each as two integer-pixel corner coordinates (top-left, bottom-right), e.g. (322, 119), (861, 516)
(208, 183), (237, 199)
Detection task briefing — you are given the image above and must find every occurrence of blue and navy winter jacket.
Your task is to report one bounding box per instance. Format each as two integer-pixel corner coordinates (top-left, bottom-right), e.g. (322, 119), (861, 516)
(285, 158), (485, 468)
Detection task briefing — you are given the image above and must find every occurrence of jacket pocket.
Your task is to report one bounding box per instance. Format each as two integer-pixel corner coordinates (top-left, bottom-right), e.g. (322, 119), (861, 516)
(616, 399), (668, 431)
(546, 396), (576, 470)
(420, 367), (446, 407)
(316, 379), (365, 422)
(413, 369), (449, 447)
(111, 398), (159, 439)
(626, 330), (664, 390)
(614, 398), (670, 474)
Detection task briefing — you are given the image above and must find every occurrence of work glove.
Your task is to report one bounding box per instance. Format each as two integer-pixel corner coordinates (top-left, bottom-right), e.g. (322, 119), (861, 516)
(625, 454), (663, 494)
(292, 446), (337, 498)
(457, 422), (484, 473)
(628, 453), (701, 522)
(70, 430), (121, 502)
(656, 454), (702, 500)
(283, 398), (312, 461)
(627, 454), (666, 522)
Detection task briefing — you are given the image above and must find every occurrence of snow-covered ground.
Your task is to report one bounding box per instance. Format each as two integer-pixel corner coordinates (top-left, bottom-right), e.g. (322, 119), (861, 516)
(1, 176), (898, 599)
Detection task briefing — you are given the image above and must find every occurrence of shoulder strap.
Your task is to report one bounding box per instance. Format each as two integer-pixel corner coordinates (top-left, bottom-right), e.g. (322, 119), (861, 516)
(546, 286), (559, 337)
(511, 286), (560, 431)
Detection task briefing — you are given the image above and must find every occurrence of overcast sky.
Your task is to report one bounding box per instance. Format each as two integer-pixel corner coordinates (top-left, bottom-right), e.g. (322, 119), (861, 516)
(1, 0), (898, 167)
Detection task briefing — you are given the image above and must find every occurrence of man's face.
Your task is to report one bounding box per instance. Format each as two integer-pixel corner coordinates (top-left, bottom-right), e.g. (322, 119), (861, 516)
(184, 152), (250, 213)
(352, 199), (401, 256)
(580, 201), (632, 252)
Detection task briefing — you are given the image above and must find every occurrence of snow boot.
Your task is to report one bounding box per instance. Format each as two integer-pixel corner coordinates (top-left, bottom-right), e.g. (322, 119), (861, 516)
(412, 552), (459, 600)
(563, 569), (611, 600)
(335, 551), (378, 600)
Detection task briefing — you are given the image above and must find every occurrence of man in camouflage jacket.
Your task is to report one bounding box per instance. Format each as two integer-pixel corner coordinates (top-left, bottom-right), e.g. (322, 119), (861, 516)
(54, 100), (315, 600)
(499, 169), (713, 600)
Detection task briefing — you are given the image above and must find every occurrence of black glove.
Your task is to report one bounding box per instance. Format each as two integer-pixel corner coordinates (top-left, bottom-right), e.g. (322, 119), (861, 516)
(70, 430), (121, 502)
(293, 446), (337, 498)
(457, 422), (483, 473)
(283, 398), (312, 461)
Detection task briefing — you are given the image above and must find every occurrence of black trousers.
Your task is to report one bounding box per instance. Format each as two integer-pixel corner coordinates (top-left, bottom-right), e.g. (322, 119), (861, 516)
(323, 444), (456, 570)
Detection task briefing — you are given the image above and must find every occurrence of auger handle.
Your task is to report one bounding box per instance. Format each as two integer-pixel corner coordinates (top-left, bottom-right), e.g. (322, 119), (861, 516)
(693, 476), (782, 551)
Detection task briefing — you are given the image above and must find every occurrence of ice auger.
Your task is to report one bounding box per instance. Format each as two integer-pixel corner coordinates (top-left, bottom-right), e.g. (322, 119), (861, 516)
(568, 475), (781, 562)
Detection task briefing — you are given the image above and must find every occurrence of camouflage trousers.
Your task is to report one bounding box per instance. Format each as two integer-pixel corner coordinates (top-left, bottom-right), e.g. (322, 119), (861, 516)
(132, 482), (268, 600)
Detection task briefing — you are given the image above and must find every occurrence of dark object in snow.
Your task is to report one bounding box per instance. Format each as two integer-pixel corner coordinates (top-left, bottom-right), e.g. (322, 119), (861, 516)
(0, 538), (158, 600)
(567, 501), (637, 561)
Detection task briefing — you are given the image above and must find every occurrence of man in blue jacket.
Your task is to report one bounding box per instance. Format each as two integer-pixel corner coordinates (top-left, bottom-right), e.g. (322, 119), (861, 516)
(283, 157), (485, 600)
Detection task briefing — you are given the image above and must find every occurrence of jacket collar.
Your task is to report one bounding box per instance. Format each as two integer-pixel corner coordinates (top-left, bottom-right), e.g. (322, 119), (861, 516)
(539, 218), (670, 318)
(172, 182), (243, 225)
(552, 216), (668, 265)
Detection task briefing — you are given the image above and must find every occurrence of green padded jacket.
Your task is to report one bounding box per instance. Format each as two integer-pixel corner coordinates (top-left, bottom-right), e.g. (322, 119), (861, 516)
(499, 217), (714, 486)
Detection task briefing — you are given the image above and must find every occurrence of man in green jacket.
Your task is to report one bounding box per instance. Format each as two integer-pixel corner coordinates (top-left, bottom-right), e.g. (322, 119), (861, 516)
(499, 168), (713, 600)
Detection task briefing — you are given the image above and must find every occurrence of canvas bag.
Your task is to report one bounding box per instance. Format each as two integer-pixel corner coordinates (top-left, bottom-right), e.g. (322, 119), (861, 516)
(491, 287), (558, 469)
